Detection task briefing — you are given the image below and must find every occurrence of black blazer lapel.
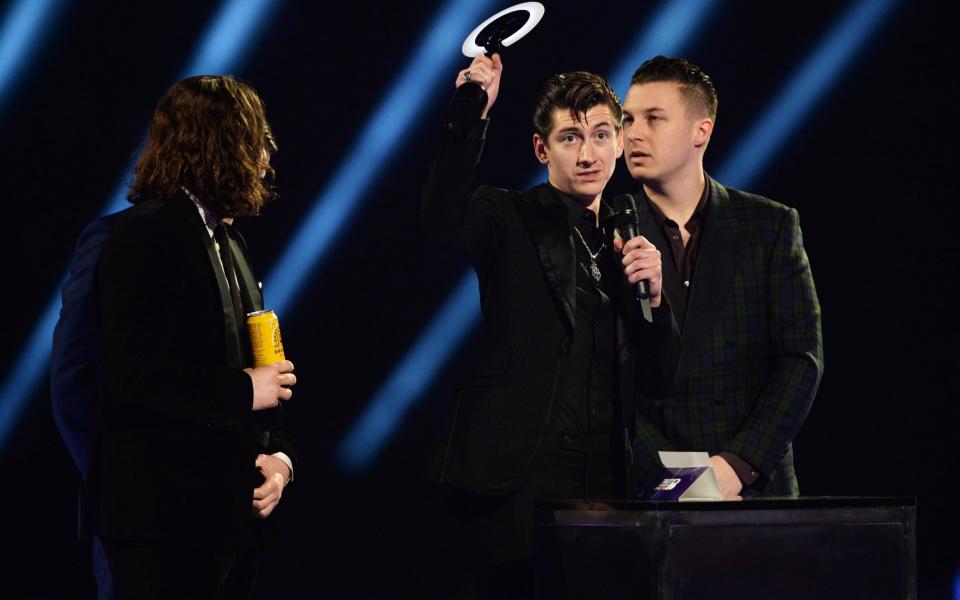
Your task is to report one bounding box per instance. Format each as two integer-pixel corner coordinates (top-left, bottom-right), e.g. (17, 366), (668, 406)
(515, 184), (576, 333)
(226, 228), (264, 314)
(171, 193), (244, 369)
(678, 177), (743, 376)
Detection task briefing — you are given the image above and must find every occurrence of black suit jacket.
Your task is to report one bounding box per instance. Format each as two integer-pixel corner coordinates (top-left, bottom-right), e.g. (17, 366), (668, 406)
(93, 192), (295, 543)
(421, 122), (680, 495)
(629, 178), (823, 495)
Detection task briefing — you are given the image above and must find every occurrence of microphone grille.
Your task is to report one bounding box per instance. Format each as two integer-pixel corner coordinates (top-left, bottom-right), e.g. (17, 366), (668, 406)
(611, 193), (638, 213)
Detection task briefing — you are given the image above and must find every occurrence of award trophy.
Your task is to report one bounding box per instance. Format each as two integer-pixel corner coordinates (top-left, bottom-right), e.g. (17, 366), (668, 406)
(443, 2), (545, 138)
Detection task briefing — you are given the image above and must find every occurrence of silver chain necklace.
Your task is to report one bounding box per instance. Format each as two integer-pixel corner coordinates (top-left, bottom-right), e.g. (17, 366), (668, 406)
(572, 226), (605, 283)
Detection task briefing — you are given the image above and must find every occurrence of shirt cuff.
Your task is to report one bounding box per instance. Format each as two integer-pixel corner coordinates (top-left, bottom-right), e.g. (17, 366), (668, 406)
(271, 451), (294, 486)
(718, 451), (760, 487)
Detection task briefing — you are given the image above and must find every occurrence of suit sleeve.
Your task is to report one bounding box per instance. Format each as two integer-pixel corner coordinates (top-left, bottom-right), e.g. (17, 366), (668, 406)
(632, 311), (683, 488)
(622, 292), (683, 490)
(723, 207), (823, 480)
(256, 403), (298, 476)
(51, 218), (113, 476)
(96, 217), (252, 426)
(634, 297), (682, 392)
(420, 119), (507, 265)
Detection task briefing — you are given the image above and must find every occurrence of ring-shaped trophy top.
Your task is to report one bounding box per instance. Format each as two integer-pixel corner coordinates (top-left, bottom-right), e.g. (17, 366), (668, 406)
(461, 2), (545, 57)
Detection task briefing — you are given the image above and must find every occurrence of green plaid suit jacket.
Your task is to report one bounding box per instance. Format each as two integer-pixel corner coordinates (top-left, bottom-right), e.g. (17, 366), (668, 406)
(631, 176), (823, 496)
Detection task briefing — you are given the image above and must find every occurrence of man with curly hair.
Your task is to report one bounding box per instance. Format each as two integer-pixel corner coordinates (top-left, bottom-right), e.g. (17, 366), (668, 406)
(88, 75), (297, 598)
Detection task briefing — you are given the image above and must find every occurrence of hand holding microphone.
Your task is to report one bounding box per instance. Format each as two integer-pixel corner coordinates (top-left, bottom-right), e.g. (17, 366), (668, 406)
(611, 195), (663, 322)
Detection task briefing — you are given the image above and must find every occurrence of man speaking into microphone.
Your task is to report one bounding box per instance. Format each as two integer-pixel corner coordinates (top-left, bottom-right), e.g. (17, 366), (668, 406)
(421, 54), (680, 595)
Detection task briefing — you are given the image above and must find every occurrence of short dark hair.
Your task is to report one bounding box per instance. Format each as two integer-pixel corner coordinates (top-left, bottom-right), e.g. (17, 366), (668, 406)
(630, 55), (717, 120)
(533, 71), (622, 139)
(129, 75), (276, 218)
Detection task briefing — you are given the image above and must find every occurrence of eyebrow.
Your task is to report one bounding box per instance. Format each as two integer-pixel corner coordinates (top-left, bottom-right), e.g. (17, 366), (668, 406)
(556, 120), (614, 135)
(555, 126), (584, 137)
(624, 106), (665, 116)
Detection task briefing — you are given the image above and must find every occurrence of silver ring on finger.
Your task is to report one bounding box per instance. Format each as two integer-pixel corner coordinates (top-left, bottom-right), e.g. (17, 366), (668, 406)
(464, 71), (472, 82)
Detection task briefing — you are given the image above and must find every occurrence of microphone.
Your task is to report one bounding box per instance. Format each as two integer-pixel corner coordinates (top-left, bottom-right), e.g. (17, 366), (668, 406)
(612, 194), (653, 323)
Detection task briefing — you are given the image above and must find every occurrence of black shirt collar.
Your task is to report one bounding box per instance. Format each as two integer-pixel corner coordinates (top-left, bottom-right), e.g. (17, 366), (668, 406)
(642, 179), (710, 230)
(548, 183), (613, 230)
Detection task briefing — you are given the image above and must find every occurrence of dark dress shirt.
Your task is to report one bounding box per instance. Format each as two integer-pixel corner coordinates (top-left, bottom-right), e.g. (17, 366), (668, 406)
(645, 184), (708, 324)
(546, 187), (618, 499)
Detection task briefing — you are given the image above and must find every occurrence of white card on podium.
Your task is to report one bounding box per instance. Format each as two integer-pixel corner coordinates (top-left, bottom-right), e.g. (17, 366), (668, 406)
(657, 451), (723, 501)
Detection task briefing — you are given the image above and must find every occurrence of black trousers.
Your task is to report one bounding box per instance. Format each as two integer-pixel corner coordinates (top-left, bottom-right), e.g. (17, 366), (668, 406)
(101, 525), (261, 600)
(442, 427), (616, 599)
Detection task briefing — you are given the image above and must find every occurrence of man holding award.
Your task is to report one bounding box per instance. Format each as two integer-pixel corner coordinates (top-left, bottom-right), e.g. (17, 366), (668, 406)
(92, 75), (297, 598)
(421, 51), (680, 595)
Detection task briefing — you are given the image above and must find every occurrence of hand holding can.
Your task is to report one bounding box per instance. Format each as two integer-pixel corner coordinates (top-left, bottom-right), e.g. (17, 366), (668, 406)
(245, 360), (295, 411)
(245, 310), (294, 410)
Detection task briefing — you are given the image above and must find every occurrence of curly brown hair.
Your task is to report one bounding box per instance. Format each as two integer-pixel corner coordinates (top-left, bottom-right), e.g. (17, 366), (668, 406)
(129, 75), (277, 218)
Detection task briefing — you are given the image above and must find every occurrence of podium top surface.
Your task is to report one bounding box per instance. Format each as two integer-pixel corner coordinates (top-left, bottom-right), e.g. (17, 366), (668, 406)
(535, 496), (916, 512)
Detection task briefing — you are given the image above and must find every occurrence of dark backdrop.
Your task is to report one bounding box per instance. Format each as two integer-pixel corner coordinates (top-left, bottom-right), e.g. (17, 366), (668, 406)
(0, 0), (956, 597)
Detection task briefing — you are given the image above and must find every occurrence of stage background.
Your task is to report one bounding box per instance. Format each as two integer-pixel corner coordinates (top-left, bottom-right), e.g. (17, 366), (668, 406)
(0, 0), (956, 597)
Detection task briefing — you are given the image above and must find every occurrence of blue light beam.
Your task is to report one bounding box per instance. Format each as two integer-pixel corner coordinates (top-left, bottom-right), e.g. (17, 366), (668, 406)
(608, 0), (720, 95)
(715, 0), (898, 188)
(262, 0), (494, 317)
(182, 0), (275, 77)
(336, 0), (716, 473)
(0, 0), (62, 115)
(0, 0), (281, 450)
(0, 294), (62, 446)
(337, 272), (480, 473)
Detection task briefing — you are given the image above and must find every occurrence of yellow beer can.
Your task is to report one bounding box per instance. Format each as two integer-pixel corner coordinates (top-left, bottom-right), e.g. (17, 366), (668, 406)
(246, 309), (286, 367)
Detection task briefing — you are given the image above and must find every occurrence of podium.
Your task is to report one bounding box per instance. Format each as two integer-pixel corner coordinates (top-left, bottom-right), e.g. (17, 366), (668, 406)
(535, 497), (916, 599)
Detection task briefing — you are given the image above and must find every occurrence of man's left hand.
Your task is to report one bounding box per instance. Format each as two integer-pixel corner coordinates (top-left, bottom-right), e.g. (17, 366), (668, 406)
(252, 453), (291, 519)
(710, 455), (743, 500)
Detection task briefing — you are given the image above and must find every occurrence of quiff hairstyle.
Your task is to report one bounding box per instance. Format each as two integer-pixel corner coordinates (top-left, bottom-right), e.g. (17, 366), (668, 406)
(533, 71), (623, 139)
(630, 55), (718, 121)
(128, 75), (277, 218)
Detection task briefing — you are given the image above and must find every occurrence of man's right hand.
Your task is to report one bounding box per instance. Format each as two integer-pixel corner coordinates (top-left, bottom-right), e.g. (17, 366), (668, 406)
(244, 360), (296, 411)
(456, 53), (503, 119)
(613, 234), (664, 308)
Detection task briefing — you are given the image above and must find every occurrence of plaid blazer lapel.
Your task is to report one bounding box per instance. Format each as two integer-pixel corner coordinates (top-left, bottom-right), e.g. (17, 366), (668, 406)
(678, 177), (744, 378)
